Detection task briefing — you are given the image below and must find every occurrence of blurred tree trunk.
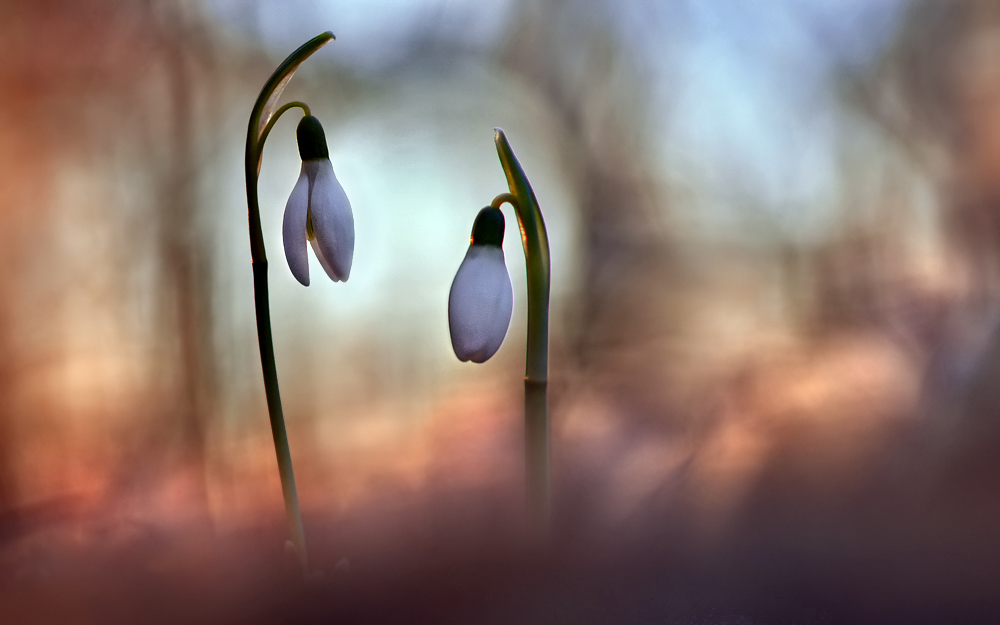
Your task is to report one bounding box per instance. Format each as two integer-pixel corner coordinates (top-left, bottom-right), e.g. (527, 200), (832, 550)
(116, 0), (219, 507)
(0, 0), (130, 515)
(859, 0), (1000, 480)
(0, 217), (22, 516)
(159, 1), (214, 502)
(0, 0), (222, 512)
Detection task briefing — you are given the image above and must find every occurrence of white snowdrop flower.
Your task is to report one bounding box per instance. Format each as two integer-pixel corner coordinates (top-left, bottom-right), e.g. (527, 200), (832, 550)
(448, 207), (513, 363)
(282, 115), (354, 285)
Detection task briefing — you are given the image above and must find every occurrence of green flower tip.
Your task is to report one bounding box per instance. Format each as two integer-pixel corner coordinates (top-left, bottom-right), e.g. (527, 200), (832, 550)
(297, 115), (330, 161)
(471, 206), (505, 247)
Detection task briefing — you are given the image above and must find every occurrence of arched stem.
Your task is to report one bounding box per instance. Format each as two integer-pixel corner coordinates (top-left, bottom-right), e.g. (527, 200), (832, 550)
(490, 192), (518, 210)
(493, 129), (551, 531)
(258, 101), (311, 153)
(244, 31), (334, 578)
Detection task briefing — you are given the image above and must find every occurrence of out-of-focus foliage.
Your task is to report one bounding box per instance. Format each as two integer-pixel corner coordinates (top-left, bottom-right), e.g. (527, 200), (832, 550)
(1, 0), (999, 621)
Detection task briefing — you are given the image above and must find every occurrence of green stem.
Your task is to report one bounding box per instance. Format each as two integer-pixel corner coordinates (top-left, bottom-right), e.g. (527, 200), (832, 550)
(244, 31), (334, 577)
(490, 192), (518, 210)
(258, 101), (311, 152)
(493, 129), (551, 531)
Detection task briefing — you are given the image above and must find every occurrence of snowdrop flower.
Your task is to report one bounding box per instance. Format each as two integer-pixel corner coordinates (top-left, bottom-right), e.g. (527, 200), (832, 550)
(282, 115), (355, 285)
(448, 206), (514, 363)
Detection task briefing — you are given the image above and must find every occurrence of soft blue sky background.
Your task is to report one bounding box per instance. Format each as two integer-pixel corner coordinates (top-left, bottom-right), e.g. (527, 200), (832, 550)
(206, 0), (908, 243)
(198, 0), (912, 421)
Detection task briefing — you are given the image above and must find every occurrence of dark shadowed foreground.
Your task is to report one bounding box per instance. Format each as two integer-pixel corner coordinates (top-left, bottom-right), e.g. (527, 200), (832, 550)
(2, 405), (998, 625)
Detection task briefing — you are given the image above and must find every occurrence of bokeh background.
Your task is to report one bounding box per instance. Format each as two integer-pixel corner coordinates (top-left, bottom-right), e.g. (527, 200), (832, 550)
(2, 0), (999, 622)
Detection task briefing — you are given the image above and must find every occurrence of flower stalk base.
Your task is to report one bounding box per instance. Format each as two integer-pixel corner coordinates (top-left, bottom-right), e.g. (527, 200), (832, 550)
(244, 31), (335, 577)
(492, 129), (552, 531)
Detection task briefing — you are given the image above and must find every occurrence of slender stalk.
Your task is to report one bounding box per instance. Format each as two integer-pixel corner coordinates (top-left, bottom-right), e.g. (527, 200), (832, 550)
(492, 129), (551, 530)
(244, 31), (334, 576)
(258, 102), (311, 152)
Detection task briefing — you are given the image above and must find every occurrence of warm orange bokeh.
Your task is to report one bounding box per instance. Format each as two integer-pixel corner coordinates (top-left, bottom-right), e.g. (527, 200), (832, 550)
(1, 1), (999, 622)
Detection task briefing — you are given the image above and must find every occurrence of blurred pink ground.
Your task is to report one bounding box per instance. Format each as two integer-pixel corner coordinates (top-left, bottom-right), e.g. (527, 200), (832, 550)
(1, 344), (998, 624)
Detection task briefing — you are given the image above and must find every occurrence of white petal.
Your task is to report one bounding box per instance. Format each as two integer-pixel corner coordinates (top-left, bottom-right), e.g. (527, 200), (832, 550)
(448, 246), (513, 363)
(282, 166), (311, 286)
(305, 159), (355, 282)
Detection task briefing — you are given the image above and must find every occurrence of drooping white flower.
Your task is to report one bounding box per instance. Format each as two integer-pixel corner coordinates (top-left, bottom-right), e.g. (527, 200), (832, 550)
(448, 207), (513, 363)
(282, 115), (354, 285)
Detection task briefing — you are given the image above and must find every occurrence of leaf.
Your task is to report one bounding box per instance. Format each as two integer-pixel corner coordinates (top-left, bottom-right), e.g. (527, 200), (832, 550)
(250, 32), (335, 148)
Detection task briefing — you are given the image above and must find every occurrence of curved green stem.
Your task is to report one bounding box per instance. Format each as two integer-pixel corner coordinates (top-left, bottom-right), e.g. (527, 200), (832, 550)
(258, 101), (311, 153)
(490, 192), (518, 210)
(493, 129), (551, 531)
(244, 31), (334, 577)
